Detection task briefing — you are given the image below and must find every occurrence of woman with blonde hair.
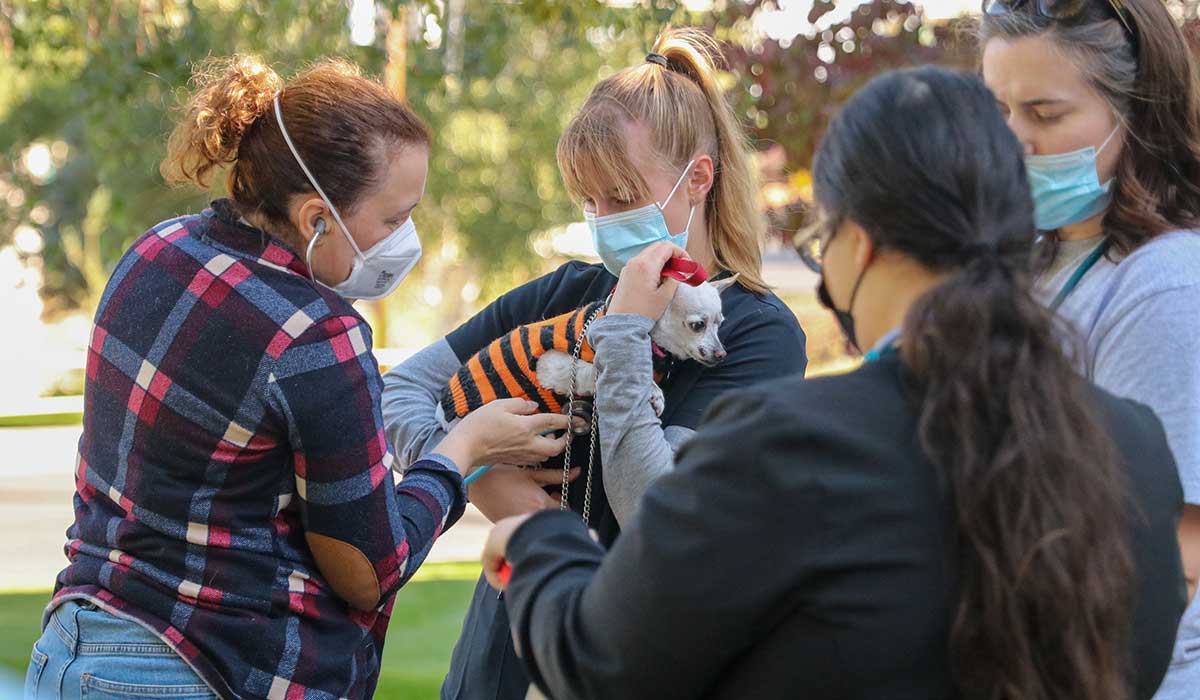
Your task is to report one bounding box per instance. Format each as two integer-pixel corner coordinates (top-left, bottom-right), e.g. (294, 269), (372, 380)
(383, 27), (806, 700)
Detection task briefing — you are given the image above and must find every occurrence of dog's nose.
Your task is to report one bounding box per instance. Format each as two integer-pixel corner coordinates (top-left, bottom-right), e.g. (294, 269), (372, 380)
(714, 349), (727, 362)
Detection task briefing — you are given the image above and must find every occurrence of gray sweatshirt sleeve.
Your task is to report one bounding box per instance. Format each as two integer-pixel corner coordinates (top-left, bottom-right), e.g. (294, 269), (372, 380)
(381, 338), (461, 472)
(589, 313), (694, 526)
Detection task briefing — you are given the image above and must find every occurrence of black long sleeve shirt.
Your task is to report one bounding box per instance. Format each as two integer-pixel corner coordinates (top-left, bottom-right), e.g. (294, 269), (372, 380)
(504, 356), (1188, 700)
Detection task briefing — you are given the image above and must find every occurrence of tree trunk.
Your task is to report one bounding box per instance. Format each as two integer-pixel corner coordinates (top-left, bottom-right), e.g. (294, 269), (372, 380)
(371, 5), (411, 348)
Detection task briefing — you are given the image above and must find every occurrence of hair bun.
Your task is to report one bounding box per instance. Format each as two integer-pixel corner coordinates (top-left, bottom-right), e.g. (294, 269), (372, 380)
(161, 55), (283, 188)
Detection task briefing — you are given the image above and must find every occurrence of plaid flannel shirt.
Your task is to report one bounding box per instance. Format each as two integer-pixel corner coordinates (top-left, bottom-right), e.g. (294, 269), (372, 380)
(48, 199), (466, 700)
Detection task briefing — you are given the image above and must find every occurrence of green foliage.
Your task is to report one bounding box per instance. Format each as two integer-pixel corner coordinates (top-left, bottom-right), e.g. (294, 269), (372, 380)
(2, 1), (1045, 335)
(0, 0), (671, 324)
(1, 0), (364, 311)
(401, 1), (670, 312)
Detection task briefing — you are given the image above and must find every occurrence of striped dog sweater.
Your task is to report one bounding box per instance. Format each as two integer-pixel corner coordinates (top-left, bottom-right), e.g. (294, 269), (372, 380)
(441, 301), (607, 420)
(440, 300), (675, 421)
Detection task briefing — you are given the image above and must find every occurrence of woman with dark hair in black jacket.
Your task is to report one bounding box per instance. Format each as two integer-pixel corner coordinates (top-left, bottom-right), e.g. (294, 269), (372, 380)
(480, 66), (1188, 700)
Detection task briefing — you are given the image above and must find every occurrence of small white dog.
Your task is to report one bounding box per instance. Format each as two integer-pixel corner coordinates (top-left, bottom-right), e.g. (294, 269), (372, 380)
(534, 275), (737, 416)
(437, 274), (737, 430)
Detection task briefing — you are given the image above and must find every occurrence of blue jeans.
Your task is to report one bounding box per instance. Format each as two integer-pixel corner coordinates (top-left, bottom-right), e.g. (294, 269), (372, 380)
(25, 599), (217, 700)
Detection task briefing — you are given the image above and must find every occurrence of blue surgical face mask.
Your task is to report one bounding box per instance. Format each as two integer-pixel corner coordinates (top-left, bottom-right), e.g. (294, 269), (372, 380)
(1025, 126), (1119, 231)
(585, 160), (695, 276)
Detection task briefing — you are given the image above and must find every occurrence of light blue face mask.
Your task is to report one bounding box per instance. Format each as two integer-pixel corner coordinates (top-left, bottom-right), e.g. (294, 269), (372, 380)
(585, 160), (695, 276)
(1025, 126), (1119, 231)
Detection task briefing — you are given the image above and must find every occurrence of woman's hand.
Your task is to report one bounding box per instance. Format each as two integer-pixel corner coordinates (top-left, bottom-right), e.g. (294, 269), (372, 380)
(468, 464), (580, 523)
(607, 241), (689, 320)
(482, 513), (535, 591)
(435, 398), (571, 474)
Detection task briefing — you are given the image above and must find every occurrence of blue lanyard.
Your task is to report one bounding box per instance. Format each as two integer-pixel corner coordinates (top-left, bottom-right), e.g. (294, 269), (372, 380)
(864, 328), (901, 362)
(1050, 240), (1109, 311)
(863, 242), (1107, 363)
(863, 343), (898, 362)
(863, 240), (1109, 362)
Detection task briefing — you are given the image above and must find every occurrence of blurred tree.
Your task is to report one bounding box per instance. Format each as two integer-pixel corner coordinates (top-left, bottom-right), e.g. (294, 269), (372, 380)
(0, 0), (670, 338)
(709, 0), (977, 243)
(0, 0), (358, 313)
(26, 1), (1194, 345)
(389, 0), (672, 339)
(715, 0), (1200, 245)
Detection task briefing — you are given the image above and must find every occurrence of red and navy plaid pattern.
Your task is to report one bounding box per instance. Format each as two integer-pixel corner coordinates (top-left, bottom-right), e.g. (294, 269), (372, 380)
(48, 199), (466, 700)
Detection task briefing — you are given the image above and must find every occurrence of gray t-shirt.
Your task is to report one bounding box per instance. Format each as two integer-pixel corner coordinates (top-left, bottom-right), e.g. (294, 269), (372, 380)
(1037, 230), (1200, 685)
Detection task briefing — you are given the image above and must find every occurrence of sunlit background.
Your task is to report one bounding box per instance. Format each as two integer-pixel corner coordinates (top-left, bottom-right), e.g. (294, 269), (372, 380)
(0, 0), (998, 420)
(6, 1), (1200, 695)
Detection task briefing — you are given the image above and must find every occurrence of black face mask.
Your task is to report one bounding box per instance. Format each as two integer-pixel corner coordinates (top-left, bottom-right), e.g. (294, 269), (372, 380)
(817, 265), (869, 354)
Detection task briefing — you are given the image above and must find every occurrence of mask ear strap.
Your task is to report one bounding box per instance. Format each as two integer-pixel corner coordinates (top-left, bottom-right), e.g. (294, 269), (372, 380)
(1097, 124), (1120, 156)
(274, 94), (365, 259)
(845, 262), (869, 317)
(845, 242), (877, 316)
(658, 158), (697, 210)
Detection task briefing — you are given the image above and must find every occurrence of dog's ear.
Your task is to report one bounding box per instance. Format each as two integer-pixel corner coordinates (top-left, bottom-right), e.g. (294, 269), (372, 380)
(710, 273), (740, 293)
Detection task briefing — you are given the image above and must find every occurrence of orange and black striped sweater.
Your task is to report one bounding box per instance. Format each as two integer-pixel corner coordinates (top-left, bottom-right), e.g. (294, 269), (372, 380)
(441, 301), (604, 421)
(440, 301), (672, 421)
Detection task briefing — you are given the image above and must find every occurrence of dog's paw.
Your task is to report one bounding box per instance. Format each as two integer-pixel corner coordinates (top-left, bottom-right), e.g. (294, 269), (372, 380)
(574, 361), (598, 397)
(649, 384), (665, 417)
(537, 350), (597, 396)
(435, 403), (458, 434)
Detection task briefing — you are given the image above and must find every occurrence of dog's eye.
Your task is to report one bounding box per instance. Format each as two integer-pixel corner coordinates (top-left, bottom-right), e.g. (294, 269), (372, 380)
(688, 320), (706, 332)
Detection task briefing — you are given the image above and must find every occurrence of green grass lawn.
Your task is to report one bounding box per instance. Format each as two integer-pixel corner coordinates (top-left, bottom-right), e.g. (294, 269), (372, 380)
(0, 562), (482, 699)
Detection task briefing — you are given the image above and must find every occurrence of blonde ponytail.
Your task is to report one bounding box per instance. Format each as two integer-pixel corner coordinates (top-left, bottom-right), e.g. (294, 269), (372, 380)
(558, 26), (769, 293)
(161, 55), (282, 189)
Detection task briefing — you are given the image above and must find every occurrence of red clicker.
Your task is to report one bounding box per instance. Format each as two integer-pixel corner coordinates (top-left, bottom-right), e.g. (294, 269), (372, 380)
(660, 257), (708, 285)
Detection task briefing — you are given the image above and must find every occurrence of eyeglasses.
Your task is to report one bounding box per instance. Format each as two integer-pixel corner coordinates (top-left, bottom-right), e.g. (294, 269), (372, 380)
(796, 215), (840, 274)
(982, 0), (1137, 46)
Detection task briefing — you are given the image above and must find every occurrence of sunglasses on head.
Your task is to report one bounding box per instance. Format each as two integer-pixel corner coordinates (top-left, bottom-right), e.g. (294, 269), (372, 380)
(982, 0), (1137, 45)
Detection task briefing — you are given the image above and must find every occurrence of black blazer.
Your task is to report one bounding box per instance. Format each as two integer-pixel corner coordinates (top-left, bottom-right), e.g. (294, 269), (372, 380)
(503, 356), (1188, 700)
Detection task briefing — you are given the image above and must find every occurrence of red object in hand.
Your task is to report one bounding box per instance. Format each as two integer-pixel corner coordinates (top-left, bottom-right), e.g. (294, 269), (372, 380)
(661, 258), (707, 286)
(497, 561), (512, 586)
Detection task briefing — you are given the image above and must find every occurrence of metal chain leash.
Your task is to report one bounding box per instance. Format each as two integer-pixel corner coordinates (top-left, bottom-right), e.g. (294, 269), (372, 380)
(581, 388), (599, 524)
(560, 301), (607, 525)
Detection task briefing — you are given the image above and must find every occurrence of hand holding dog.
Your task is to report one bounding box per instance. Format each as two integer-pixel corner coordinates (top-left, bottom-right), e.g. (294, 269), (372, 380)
(608, 242), (689, 321)
(468, 465), (581, 523)
(436, 399), (571, 474)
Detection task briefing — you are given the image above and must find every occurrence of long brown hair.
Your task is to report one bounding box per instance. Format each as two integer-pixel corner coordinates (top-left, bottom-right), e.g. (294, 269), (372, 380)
(557, 27), (769, 293)
(813, 66), (1135, 700)
(161, 55), (429, 250)
(980, 0), (1200, 256)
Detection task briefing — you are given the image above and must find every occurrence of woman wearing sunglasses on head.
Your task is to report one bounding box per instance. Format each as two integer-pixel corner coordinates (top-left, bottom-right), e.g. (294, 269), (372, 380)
(980, 1), (1200, 694)
(481, 66), (1187, 700)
